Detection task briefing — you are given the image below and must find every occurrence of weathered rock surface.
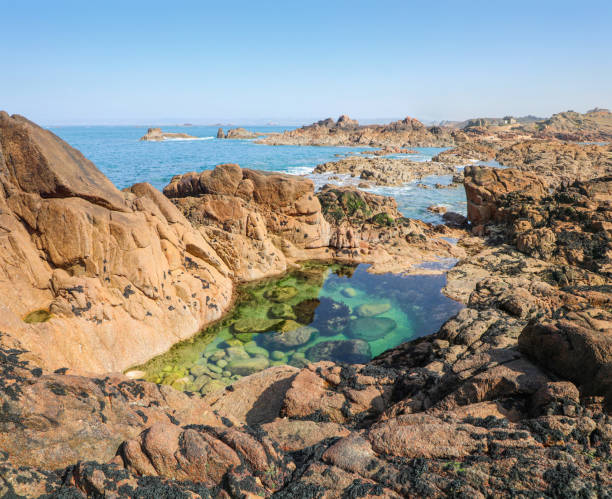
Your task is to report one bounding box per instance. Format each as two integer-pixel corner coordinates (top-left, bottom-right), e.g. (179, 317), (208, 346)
(139, 127), (198, 141)
(532, 108), (612, 142)
(0, 112), (233, 373)
(496, 139), (612, 186)
(463, 165), (547, 225)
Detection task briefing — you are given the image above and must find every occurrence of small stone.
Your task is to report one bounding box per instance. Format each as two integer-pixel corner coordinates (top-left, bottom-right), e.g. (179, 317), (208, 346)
(225, 346), (250, 361)
(190, 365), (209, 377)
(271, 350), (286, 361)
(341, 287), (358, 297)
(208, 364), (223, 374)
(216, 359), (228, 369)
(227, 356), (270, 376)
(210, 350), (226, 361)
(244, 343), (270, 358)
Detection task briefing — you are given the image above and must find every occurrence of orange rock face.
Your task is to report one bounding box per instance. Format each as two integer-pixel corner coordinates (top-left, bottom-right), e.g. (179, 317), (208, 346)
(0, 112), (233, 373)
(463, 165), (547, 225)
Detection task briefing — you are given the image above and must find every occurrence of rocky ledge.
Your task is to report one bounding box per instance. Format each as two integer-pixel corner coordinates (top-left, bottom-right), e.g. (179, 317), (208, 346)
(313, 156), (459, 186)
(139, 127), (198, 141)
(0, 113), (611, 497)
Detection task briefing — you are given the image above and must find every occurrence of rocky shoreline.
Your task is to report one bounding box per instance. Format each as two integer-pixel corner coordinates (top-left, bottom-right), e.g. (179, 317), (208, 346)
(313, 156), (459, 186)
(256, 115), (457, 148)
(0, 112), (611, 497)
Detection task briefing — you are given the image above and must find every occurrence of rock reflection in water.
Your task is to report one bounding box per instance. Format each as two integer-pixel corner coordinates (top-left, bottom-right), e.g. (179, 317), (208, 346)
(135, 262), (463, 393)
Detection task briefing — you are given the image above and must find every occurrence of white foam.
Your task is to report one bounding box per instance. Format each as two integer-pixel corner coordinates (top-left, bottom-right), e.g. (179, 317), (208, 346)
(287, 166), (315, 176)
(163, 136), (214, 141)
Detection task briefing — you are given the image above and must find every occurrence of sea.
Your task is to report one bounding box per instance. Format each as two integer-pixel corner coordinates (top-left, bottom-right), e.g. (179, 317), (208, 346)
(50, 125), (467, 223)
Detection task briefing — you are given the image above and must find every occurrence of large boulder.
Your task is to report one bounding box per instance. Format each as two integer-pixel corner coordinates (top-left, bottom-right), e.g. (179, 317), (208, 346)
(0, 112), (233, 373)
(463, 165), (547, 225)
(519, 319), (612, 403)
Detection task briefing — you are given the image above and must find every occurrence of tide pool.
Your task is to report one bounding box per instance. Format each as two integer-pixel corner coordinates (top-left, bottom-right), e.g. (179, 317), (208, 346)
(132, 263), (463, 393)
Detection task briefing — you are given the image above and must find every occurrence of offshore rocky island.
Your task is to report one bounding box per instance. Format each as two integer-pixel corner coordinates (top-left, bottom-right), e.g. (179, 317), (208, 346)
(0, 109), (611, 497)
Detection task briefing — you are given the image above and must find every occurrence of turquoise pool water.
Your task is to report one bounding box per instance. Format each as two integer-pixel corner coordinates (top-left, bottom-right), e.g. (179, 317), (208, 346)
(133, 263), (463, 394)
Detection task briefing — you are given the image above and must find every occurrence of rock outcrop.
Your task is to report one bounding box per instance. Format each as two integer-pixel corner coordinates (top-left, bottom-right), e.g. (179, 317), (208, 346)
(463, 165), (547, 225)
(217, 127), (265, 139)
(163, 164), (465, 277)
(0, 112), (233, 373)
(257, 115), (457, 147)
(139, 127), (198, 141)
(532, 108), (612, 142)
(313, 156), (457, 186)
(495, 139), (612, 186)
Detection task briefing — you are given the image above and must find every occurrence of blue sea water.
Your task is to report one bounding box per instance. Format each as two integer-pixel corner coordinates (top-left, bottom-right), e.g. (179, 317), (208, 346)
(50, 125), (467, 223)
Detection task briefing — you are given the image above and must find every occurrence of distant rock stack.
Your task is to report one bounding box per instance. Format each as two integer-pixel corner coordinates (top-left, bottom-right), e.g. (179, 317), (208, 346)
(217, 127), (225, 138)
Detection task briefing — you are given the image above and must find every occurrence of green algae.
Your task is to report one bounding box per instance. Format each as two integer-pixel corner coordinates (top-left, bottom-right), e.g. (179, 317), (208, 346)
(131, 262), (463, 394)
(23, 309), (52, 324)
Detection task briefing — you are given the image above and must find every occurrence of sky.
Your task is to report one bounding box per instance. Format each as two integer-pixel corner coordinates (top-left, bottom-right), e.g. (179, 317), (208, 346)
(1, 0), (611, 125)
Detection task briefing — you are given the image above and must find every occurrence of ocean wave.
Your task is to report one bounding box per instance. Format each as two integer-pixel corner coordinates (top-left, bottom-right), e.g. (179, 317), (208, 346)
(287, 166), (314, 176)
(163, 136), (214, 141)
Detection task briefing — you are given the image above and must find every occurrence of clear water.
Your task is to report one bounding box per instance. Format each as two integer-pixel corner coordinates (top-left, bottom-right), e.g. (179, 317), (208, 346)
(133, 262), (463, 393)
(50, 126), (467, 223)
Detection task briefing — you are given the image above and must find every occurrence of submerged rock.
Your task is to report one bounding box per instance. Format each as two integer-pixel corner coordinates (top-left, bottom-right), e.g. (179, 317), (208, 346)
(268, 303), (297, 320)
(347, 317), (397, 341)
(293, 298), (320, 324)
(355, 302), (391, 317)
(264, 286), (299, 302)
(306, 339), (371, 364)
(227, 356), (270, 376)
(259, 326), (317, 351)
(232, 317), (280, 335)
(312, 297), (351, 336)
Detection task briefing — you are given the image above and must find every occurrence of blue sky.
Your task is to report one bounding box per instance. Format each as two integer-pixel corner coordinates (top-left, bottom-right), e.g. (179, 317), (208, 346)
(1, 0), (610, 125)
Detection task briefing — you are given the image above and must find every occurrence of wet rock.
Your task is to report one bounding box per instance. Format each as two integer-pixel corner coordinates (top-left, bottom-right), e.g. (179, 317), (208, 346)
(355, 302), (391, 317)
(293, 298), (320, 324)
(306, 339), (371, 364)
(312, 297), (351, 336)
(232, 317), (280, 335)
(264, 286), (299, 302)
(227, 356), (270, 376)
(268, 303), (297, 320)
(341, 287), (358, 297)
(347, 317), (397, 341)
(260, 326), (317, 351)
